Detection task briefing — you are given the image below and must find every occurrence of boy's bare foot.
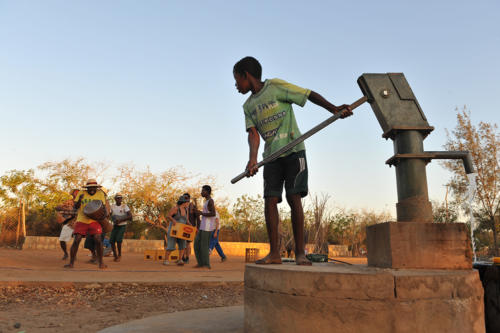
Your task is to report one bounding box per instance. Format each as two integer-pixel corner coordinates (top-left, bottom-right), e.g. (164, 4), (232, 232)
(63, 263), (74, 269)
(295, 254), (312, 266)
(114, 257), (121, 262)
(99, 263), (107, 269)
(255, 254), (282, 265)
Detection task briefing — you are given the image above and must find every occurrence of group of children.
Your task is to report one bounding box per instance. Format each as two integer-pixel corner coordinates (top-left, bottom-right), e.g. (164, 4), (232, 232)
(56, 181), (225, 270)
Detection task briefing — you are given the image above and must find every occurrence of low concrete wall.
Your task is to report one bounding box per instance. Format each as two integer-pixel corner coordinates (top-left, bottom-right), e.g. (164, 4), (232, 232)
(22, 236), (349, 257)
(216, 242), (269, 257)
(24, 236), (82, 250)
(23, 236), (165, 253)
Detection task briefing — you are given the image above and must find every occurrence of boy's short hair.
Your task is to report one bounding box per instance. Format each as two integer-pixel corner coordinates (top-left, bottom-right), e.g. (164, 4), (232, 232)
(233, 56), (262, 80)
(202, 185), (212, 194)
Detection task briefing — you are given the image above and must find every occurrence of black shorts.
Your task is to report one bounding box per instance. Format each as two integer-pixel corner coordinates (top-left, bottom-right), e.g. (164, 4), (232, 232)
(263, 150), (308, 203)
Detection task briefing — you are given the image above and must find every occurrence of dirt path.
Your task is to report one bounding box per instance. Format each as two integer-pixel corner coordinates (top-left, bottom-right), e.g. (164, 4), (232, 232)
(0, 248), (246, 283)
(0, 248), (366, 332)
(0, 248), (247, 332)
(0, 283), (243, 333)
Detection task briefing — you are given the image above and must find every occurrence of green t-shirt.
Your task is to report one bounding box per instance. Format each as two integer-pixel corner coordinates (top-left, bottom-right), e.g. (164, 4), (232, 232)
(243, 78), (311, 159)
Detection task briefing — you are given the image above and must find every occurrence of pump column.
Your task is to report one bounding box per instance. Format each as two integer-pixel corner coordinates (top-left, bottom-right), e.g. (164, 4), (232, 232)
(392, 130), (433, 222)
(357, 73), (471, 269)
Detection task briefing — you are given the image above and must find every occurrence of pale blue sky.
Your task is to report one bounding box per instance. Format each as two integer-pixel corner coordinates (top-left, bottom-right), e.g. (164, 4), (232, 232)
(1, 1), (499, 214)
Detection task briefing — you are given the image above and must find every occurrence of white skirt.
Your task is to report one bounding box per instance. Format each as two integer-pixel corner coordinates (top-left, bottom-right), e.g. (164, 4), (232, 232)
(59, 224), (74, 242)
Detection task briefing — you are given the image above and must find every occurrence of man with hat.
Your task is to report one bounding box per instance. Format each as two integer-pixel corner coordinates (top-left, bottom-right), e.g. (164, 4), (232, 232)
(109, 193), (132, 262)
(64, 179), (108, 269)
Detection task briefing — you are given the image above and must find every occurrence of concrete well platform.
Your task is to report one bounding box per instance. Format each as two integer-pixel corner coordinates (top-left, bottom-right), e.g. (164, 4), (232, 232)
(245, 263), (485, 333)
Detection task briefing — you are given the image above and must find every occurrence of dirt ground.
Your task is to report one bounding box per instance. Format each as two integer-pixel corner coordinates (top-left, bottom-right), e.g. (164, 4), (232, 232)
(0, 248), (248, 332)
(0, 248), (246, 283)
(0, 248), (366, 332)
(0, 282), (244, 333)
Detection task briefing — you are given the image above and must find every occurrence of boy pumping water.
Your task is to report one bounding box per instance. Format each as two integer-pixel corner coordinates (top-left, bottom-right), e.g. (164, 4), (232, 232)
(233, 56), (352, 265)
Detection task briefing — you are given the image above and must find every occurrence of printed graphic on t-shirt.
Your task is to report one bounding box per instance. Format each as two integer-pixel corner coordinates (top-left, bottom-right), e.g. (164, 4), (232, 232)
(74, 190), (107, 224)
(243, 78), (310, 159)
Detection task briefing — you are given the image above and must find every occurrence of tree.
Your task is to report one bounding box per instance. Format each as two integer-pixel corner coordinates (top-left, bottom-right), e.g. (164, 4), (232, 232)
(232, 194), (264, 242)
(354, 209), (392, 255)
(327, 208), (392, 256)
(0, 169), (40, 210)
(442, 107), (500, 254)
(112, 165), (186, 239)
(432, 199), (459, 223)
(0, 159), (223, 239)
(278, 207), (293, 254)
(37, 158), (111, 211)
(112, 164), (217, 239)
(212, 198), (234, 241)
(38, 157), (106, 192)
(308, 194), (331, 254)
(328, 209), (353, 246)
(0, 169), (55, 238)
(473, 208), (500, 256)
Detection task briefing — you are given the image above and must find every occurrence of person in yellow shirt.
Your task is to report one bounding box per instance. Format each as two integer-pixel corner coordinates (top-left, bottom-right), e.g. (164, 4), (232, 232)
(64, 179), (108, 269)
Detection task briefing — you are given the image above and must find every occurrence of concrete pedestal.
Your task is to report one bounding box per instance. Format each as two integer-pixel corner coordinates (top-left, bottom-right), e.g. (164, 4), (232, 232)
(245, 264), (485, 333)
(366, 222), (472, 269)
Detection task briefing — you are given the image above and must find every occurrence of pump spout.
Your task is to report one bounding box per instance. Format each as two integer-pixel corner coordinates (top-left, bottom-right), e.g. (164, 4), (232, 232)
(424, 151), (475, 174)
(386, 150), (475, 175)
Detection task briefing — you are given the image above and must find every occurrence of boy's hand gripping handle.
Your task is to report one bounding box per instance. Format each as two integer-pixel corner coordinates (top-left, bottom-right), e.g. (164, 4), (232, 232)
(231, 96), (367, 184)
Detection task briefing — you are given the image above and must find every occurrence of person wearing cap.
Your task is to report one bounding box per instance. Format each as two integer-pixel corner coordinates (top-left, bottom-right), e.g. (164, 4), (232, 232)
(64, 179), (108, 269)
(109, 193), (132, 262)
(163, 195), (190, 266)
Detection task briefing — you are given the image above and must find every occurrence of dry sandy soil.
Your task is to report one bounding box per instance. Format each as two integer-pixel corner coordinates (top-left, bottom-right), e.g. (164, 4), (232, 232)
(0, 282), (243, 333)
(0, 248), (366, 332)
(0, 248), (248, 332)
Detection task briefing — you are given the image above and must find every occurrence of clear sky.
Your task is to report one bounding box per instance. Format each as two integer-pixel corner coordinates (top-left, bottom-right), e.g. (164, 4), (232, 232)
(1, 1), (499, 215)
